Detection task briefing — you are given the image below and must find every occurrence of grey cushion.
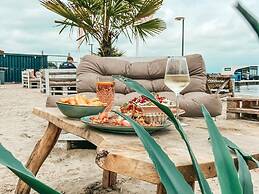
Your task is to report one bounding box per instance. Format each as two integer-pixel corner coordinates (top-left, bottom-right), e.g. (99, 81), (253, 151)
(76, 54), (207, 94)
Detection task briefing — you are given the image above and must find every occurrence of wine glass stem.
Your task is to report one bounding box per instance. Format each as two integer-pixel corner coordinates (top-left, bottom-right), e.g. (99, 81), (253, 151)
(176, 93), (180, 119)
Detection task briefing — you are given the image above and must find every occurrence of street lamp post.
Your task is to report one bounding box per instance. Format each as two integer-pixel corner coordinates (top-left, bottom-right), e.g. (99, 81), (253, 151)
(89, 43), (94, 55)
(175, 16), (185, 56)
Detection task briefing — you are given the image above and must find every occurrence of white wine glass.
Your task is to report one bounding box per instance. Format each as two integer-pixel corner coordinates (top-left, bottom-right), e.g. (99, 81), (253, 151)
(164, 56), (190, 118)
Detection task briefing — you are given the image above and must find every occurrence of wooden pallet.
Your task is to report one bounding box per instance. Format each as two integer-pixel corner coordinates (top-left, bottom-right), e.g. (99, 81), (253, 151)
(207, 74), (234, 97)
(40, 69), (77, 95)
(22, 70), (41, 88)
(227, 97), (259, 120)
(47, 85), (77, 96)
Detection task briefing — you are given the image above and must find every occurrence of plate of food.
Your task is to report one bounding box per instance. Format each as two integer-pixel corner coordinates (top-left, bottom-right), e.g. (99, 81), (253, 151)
(56, 95), (106, 118)
(81, 113), (171, 134)
(120, 95), (185, 118)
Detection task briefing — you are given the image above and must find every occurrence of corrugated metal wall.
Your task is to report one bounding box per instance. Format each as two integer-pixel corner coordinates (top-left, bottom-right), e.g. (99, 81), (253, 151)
(0, 53), (48, 83)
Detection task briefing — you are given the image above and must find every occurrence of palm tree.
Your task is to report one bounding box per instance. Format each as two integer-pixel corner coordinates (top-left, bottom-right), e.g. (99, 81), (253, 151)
(41, 0), (166, 56)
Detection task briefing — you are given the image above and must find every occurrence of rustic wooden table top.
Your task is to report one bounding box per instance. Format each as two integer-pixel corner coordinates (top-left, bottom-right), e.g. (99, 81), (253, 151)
(33, 107), (259, 184)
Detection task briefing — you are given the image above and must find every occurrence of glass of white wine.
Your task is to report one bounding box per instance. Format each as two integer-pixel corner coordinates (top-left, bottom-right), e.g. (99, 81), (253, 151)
(164, 56), (190, 118)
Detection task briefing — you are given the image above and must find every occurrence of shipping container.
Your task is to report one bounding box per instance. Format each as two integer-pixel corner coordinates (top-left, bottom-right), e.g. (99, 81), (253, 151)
(0, 53), (48, 83)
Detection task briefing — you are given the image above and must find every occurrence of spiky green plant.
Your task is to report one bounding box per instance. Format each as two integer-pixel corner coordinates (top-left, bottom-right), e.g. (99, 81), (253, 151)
(113, 75), (259, 194)
(235, 2), (259, 38)
(0, 2), (258, 193)
(0, 144), (60, 194)
(41, 0), (166, 56)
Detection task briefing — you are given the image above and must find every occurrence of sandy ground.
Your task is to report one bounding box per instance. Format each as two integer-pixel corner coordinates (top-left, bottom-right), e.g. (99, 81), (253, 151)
(0, 84), (258, 194)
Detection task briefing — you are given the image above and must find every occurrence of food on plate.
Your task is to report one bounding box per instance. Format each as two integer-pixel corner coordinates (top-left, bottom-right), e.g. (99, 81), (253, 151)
(120, 94), (175, 117)
(90, 113), (162, 127)
(130, 95), (174, 106)
(58, 95), (106, 106)
(86, 95), (175, 128)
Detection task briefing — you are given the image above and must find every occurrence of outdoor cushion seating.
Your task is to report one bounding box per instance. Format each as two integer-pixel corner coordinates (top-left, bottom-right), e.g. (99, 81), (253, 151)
(47, 54), (222, 117)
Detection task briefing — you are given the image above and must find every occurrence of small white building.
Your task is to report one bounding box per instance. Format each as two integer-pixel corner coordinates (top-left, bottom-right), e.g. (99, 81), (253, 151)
(222, 65), (259, 80)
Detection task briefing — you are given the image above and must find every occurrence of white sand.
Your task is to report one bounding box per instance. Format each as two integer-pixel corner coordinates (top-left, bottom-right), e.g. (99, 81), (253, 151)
(0, 84), (258, 194)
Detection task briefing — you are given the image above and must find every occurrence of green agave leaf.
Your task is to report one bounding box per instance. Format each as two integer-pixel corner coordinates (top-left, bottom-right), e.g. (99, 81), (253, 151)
(113, 75), (212, 194)
(235, 2), (259, 38)
(114, 111), (194, 194)
(201, 105), (242, 194)
(0, 144), (60, 194)
(223, 137), (259, 167)
(236, 150), (254, 194)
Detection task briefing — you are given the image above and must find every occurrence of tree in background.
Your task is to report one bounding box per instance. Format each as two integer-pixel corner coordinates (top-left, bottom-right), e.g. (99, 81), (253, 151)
(41, 0), (166, 56)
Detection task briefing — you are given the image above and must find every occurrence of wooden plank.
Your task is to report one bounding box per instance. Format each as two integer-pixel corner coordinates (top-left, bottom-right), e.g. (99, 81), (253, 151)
(58, 133), (84, 142)
(215, 79), (229, 94)
(49, 74), (76, 79)
(227, 108), (259, 115)
(228, 97), (259, 102)
(50, 91), (77, 96)
(49, 82), (77, 86)
(15, 122), (62, 194)
(45, 70), (50, 95)
(46, 69), (76, 73)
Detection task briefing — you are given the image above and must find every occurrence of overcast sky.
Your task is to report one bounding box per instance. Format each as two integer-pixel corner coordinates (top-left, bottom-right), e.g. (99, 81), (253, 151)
(0, 0), (258, 72)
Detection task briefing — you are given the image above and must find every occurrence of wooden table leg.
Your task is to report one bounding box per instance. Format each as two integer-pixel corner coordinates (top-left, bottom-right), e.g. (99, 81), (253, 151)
(156, 181), (195, 194)
(188, 181), (195, 191)
(156, 183), (166, 194)
(15, 122), (62, 194)
(102, 170), (117, 188)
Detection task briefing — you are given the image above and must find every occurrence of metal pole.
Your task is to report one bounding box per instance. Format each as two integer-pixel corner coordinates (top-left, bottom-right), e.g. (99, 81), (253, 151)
(175, 16), (185, 56)
(41, 50), (44, 69)
(182, 19), (185, 56)
(136, 34), (139, 57)
(89, 43), (94, 55)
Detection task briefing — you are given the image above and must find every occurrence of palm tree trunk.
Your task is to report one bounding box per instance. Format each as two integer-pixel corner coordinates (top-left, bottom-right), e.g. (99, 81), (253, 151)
(100, 33), (112, 56)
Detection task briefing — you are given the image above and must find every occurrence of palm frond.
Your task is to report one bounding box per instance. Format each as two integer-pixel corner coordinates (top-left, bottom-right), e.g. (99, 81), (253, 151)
(134, 18), (166, 41)
(135, 0), (163, 20)
(42, 0), (166, 55)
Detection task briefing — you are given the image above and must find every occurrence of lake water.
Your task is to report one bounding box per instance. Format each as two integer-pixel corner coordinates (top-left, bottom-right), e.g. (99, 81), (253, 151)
(235, 85), (259, 97)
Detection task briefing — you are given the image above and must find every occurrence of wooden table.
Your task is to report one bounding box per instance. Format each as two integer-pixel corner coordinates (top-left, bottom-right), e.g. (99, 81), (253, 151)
(15, 107), (259, 194)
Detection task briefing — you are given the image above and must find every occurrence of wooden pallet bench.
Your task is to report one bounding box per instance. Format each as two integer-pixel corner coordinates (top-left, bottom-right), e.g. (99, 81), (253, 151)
(227, 97), (259, 120)
(207, 74), (234, 97)
(22, 70), (41, 88)
(40, 69), (77, 96)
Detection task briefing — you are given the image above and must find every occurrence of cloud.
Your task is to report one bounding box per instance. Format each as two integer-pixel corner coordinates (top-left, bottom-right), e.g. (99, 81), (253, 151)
(0, 0), (258, 72)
